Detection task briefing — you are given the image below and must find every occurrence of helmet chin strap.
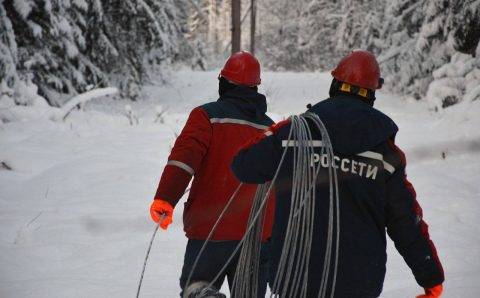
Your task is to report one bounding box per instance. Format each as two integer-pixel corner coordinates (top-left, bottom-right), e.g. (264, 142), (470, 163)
(329, 79), (376, 106)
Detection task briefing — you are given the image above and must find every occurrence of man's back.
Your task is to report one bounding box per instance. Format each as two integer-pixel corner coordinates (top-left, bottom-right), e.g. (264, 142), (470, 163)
(181, 86), (275, 240)
(150, 51), (275, 298)
(231, 94), (444, 297)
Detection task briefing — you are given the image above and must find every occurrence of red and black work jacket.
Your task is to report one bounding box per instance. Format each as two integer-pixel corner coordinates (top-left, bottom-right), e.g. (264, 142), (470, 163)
(154, 86), (275, 241)
(231, 95), (444, 297)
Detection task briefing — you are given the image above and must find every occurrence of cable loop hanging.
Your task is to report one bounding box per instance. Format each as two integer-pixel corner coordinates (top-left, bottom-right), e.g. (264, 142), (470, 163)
(181, 113), (340, 298)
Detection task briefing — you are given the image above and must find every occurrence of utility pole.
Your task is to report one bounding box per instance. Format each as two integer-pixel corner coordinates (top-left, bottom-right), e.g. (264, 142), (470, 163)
(250, 0), (256, 54)
(231, 0), (241, 53)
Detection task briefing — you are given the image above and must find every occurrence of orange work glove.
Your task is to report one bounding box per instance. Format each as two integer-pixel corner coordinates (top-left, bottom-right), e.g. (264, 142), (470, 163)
(416, 284), (443, 298)
(149, 199), (174, 230)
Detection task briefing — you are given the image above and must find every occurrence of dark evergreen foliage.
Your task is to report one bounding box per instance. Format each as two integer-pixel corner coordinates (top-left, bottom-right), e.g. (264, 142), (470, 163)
(0, 0), (197, 106)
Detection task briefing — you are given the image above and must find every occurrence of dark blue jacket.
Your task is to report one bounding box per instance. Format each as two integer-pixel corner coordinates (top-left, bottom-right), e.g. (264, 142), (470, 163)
(231, 95), (444, 297)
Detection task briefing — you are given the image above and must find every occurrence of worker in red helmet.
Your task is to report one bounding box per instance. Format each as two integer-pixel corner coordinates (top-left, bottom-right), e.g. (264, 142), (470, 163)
(231, 50), (444, 297)
(329, 50), (384, 105)
(149, 51), (275, 297)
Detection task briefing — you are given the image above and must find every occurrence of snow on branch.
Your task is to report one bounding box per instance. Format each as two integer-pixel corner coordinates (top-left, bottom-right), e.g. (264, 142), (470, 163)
(137, 0), (164, 39)
(187, 0), (207, 21)
(51, 87), (118, 121)
(377, 39), (416, 64)
(464, 85), (480, 102)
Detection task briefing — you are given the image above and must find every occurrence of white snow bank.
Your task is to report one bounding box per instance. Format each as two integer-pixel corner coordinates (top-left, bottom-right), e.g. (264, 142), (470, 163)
(426, 52), (480, 109)
(1, 86), (118, 123)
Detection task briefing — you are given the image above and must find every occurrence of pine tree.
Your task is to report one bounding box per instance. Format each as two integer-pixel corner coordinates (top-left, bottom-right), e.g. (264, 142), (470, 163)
(376, 0), (426, 98)
(377, 0), (474, 100)
(0, 2), (18, 99)
(359, 0), (386, 53)
(453, 0), (480, 56)
(85, 0), (195, 97)
(183, 0), (231, 69)
(256, 0), (317, 70)
(300, 0), (342, 70)
(0, 0), (199, 106)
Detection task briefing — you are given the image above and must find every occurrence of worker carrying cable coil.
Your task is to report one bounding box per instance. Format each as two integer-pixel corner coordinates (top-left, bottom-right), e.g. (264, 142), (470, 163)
(231, 50), (445, 298)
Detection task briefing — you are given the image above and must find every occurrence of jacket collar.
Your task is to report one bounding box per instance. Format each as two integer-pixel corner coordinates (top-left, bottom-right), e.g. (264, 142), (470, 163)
(309, 94), (398, 155)
(218, 86), (267, 118)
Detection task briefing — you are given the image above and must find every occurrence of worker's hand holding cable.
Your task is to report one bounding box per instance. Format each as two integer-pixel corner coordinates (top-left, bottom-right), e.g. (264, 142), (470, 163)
(150, 199), (174, 230)
(416, 284), (443, 298)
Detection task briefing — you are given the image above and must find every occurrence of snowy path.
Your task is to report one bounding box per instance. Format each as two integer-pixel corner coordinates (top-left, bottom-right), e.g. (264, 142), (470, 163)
(1, 71), (479, 297)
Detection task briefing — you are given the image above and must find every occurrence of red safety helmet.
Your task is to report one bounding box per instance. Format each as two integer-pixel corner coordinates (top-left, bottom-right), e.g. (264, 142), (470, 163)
(331, 50), (383, 90)
(220, 51), (261, 86)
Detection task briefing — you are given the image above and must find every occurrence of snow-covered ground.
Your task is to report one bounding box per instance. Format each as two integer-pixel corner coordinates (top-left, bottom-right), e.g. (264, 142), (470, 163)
(1, 71), (479, 298)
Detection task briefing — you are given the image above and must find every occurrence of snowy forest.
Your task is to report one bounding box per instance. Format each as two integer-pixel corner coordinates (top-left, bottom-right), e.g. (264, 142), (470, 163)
(1, 1), (480, 298)
(1, 0), (479, 111)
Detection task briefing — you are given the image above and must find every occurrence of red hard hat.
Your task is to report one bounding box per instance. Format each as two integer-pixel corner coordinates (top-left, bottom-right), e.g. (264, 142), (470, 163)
(220, 51), (261, 86)
(331, 50), (382, 90)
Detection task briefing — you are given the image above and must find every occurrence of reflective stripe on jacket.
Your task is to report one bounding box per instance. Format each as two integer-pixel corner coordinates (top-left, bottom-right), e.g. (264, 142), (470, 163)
(231, 95), (444, 297)
(154, 86), (275, 241)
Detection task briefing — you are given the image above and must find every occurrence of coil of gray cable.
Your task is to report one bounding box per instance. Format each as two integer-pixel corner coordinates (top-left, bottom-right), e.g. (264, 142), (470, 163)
(186, 113), (340, 298)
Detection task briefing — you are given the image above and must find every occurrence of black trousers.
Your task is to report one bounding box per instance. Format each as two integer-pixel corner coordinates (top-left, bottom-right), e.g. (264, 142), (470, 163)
(180, 239), (270, 297)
